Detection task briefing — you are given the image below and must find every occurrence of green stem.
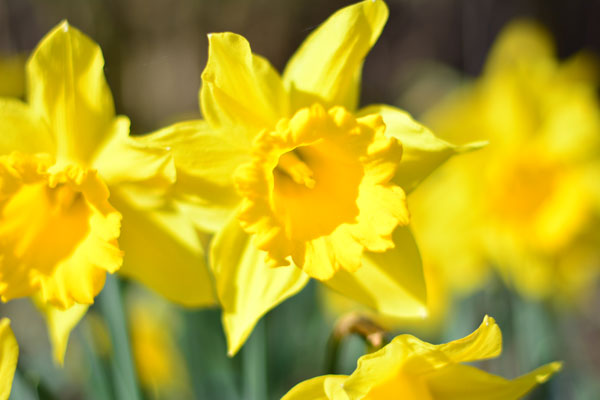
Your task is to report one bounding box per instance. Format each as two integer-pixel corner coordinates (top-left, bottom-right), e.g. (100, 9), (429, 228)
(78, 320), (114, 400)
(97, 275), (142, 400)
(242, 319), (268, 400)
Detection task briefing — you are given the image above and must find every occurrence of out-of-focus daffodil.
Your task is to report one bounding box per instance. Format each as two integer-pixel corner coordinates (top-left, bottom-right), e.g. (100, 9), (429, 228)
(0, 21), (215, 363)
(282, 316), (561, 400)
(411, 20), (600, 302)
(0, 318), (18, 400)
(129, 296), (189, 398)
(139, 0), (478, 355)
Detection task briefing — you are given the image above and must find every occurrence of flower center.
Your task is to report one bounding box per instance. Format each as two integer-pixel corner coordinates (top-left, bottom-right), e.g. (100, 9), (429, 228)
(274, 150), (316, 189)
(0, 152), (122, 306)
(234, 104), (408, 279)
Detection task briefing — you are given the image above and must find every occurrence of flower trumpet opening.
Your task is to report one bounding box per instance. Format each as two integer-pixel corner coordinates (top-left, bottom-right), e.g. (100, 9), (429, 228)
(234, 104), (409, 280)
(0, 152), (122, 308)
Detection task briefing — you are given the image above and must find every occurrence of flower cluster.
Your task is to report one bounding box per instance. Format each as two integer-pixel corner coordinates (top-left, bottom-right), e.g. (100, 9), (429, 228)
(0, 1), (580, 398)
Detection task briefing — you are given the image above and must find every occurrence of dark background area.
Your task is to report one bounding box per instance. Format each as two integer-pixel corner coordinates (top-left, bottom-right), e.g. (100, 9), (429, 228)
(2, 0), (598, 133)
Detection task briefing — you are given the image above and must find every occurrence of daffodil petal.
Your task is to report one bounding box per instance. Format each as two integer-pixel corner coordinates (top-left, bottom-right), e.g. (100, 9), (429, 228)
(359, 104), (486, 193)
(133, 119), (249, 231)
(323, 226), (427, 318)
(210, 215), (309, 356)
(436, 315), (502, 363)
(34, 297), (88, 365)
(111, 187), (216, 307)
(26, 20), (116, 165)
(0, 318), (18, 400)
(283, 0), (388, 111)
(426, 361), (562, 400)
(200, 33), (288, 133)
(0, 97), (54, 155)
(92, 116), (176, 187)
(282, 375), (347, 400)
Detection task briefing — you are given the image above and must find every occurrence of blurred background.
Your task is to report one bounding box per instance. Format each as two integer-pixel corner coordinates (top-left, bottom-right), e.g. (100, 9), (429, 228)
(1, 0), (599, 399)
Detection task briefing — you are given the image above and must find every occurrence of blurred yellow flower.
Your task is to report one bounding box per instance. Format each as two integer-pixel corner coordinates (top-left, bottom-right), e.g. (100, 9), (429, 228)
(0, 318), (18, 400)
(140, 0), (477, 355)
(0, 21), (215, 363)
(129, 297), (189, 398)
(411, 20), (600, 302)
(282, 316), (561, 400)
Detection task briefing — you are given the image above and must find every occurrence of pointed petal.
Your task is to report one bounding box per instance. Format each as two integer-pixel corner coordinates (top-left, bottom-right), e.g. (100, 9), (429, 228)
(26, 21), (116, 164)
(34, 297), (88, 365)
(210, 215), (309, 355)
(283, 0), (388, 111)
(111, 187), (216, 307)
(0, 318), (18, 400)
(323, 226), (427, 318)
(92, 117), (176, 187)
(437, 315), (502, 362)
(426, 362), (562, 400)
(200, 33), (288, 132)
(359, 104), (486, 193)
(282, 375), (348, 400)
(0, 97), (54, 155)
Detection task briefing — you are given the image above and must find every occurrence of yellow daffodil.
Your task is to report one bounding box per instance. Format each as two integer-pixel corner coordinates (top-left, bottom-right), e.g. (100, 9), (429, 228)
(140, 0), (479, 355)
(0, 319), (18, 400)
(410, 20), (600, 302)
(0, 21), (215, 363)
(129, 295), (189, 398)
(282, 315), (561, 400)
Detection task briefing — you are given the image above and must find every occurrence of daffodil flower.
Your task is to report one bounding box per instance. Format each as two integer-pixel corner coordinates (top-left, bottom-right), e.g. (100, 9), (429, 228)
(0, 21), (216, 363)
(0, 319), (18, 400)
(141, 0), (478, 355)
(282, 315), (561, 400)
(411, 20), (600, 302)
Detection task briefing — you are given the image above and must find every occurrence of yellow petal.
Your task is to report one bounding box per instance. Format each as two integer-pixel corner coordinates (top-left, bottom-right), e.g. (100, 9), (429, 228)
(359, 104), (486, 193)
(200, 33), (288, 133)
(0, 318), (18, 400)
(210, 215), (309, 356)
(133, 119), (249, 231)
(282, 375), (348, 400)
(26, 21), (116, 165)
(484, 20), (554, 76)
(91, 116), (176, 188)
(283, 0), (388, 112)
(323, 226), (427, 318)
(0, 154), (122, 308)
(425, 362), (562, 400)
(0, 97), (54, 155)
(34, 297), (88, 365)
(436, 315), (502, 363)
(111, 187), (216, 307)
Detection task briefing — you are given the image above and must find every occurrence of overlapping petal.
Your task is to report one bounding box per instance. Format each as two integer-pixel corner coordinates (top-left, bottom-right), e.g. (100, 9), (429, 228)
(111, 186), (216, 307)
(0, 98), (54, 156)
(323, 226), (426, 318)
(210, 216), (309, 355)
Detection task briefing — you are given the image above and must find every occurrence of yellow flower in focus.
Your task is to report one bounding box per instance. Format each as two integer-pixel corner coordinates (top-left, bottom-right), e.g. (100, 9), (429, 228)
(411, 20), (600, 301)
(0, 319), (18, 400)
(140, 0), (476, 355)
(0, 21), (215, 363)
(282, 316), (561, 400)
